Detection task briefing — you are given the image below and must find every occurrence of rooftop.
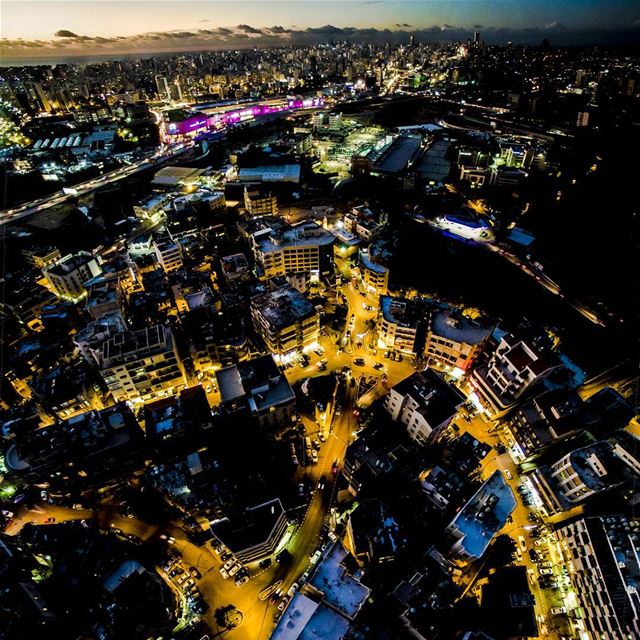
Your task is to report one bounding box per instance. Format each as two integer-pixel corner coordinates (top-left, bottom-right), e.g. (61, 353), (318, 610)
(372, 134), (422, 175)
(393, 369), (465, 427)
(251, 286), (316, 331)
(257, 221), (335, 254)
(448, 470), (517, 559)
(210, 498), (284, 555)
(308, 542), (371, 619)
(431, 307), (493, 345)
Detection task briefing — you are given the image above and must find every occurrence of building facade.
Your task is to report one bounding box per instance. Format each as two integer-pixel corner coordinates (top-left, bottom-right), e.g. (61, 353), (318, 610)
(250, 286), (319, 358)
(43, 251), (103, 301)
(99, 325), (185, 403)
(555, 516), (640, 640)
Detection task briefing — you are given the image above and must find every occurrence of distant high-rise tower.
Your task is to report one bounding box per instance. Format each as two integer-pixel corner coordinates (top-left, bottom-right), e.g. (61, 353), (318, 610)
(473, 31), (480, 46)
(409, 34), (415, 47)
(154, 75), (170, 101)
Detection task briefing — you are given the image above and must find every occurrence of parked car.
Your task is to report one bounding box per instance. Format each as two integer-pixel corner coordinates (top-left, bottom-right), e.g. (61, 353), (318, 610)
(298, 483), (305, 497)
(277, 596), (290, 611)
(551, 607), (566, 615)
(539, 568), (553, 576)
(228, 563), (242, 577)
(189, 567), (201, 579)
(219, 567), (229, 579)
(235, 574), (249, 587)
(287, 583), (299, 597)
(353, 357), (365, 366)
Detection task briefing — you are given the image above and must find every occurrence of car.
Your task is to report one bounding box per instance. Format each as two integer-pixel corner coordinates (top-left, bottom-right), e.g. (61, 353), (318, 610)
(534, 539), (546, 547)
(287, 583), (299, 597)
(539, 568), (553, 575)
(189, 567), (201, 579)
(219, 567), (230, 579)
(518, 536), (527, 551)
(311, 450), (318, 464)
(504, 470), (513, 480)
(550, 607), (566, 615)
(353, 357), (365, 366)
(314, 347), (325, 356)
(373, 362), (384, 370)
(317, 476), (326, 490)
(177, 573), (189, 585)
(269, 588), (283, 605)
(235, 575), (249, 587)
(539, 561), (553, 568)
(193, 599), (209, 614)
(45, 517), (56, 523)
(318, 432), (327, 442)
(223, 559), (235, 571)
(317, 362), (327, 371)
(298, 483), (305, 497)
(312, 438), (320, 450)
(170, 567), (184, 578)
(335, 405), (342, 415)
(220, 552), (233, 562)
(277, 596), (290, 611)
(214, 543), (226, 555)
(228, 563), (242, 577)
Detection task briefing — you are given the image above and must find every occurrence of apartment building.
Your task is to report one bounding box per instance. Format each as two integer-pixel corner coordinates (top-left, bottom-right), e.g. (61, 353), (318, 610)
(43, 251), (103, 301)
(360, 247), (390, 296)
(384, 369), (464, 445)
(378, 296), (425, 355)
(470, 334), (561, 415)
(425, 307), (493, 371)
(99, 324), (185, 403)
(253, 221), (335, 280)
(555, 516), (640, 640)
(153, 235), (183, 273)
(250, 285), (319, 358)
(243, 186), (278, 216)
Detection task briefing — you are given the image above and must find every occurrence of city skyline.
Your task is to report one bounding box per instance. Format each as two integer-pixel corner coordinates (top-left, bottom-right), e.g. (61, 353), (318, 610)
(2, 0), (640, 63)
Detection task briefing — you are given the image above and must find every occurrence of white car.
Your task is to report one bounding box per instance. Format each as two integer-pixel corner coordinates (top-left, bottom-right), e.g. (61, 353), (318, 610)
(539, 568), (553, 575)
(219, 567), (229, 580)
(277, 596), (290, 611)
(235, 575), (249, 587)
(228, 563), (242, 577)
(287, 583), (299, 597)
(504, 469), (512, 480)
(551, 607), (566, 615)
(311, 450), (319, 464)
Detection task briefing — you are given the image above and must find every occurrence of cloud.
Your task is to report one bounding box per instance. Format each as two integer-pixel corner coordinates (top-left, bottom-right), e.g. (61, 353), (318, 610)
(54, 30), (80, 38)
(237, 24), (262, 34)
(2, 21), (639, 62)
